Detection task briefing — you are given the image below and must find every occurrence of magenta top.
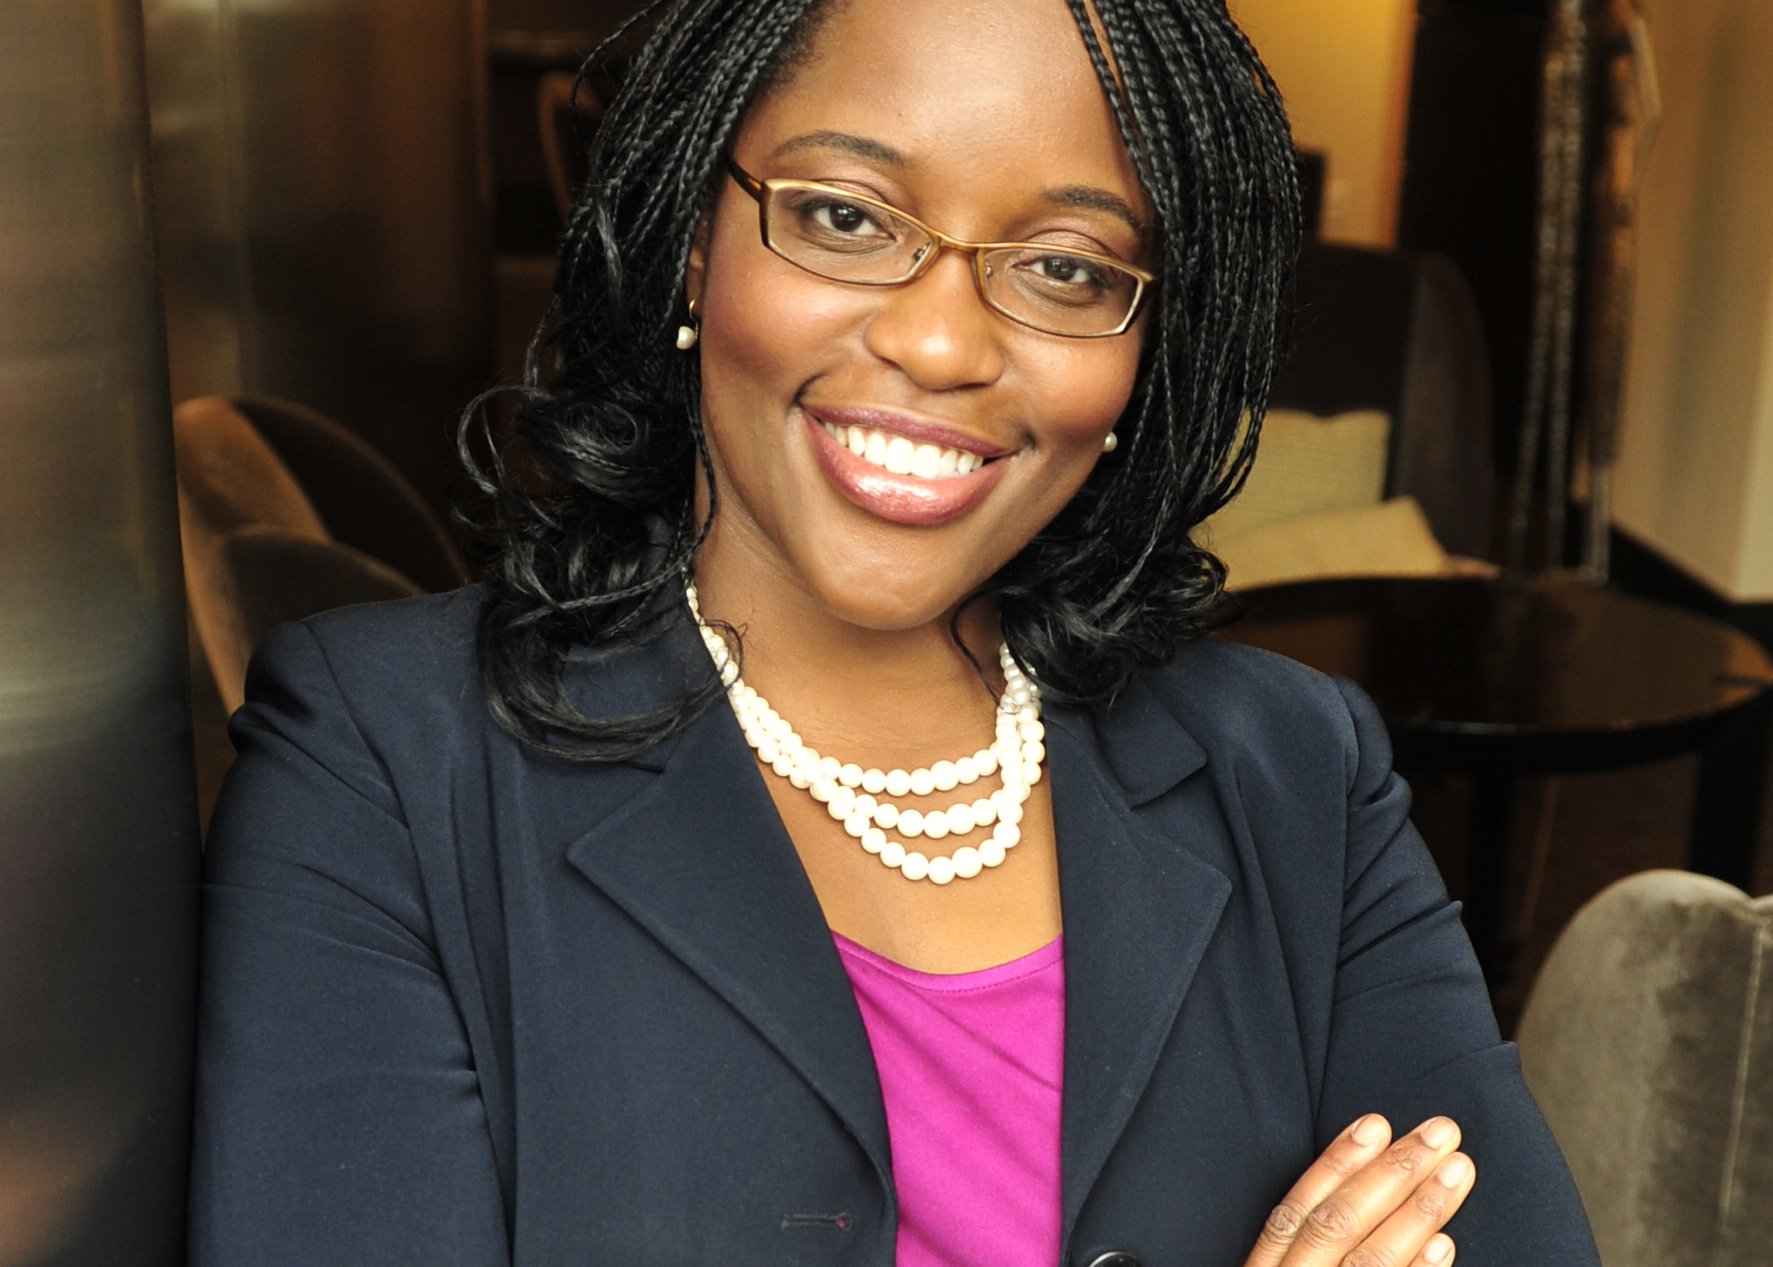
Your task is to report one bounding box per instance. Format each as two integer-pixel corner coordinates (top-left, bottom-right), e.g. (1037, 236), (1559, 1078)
(832, 931), (1065, 1267)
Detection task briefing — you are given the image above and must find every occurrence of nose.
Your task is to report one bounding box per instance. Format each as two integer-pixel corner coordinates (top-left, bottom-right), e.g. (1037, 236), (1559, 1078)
(861, 248), (1006, 393)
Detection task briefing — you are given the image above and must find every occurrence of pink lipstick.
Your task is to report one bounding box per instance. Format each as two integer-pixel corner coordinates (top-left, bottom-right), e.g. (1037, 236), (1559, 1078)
(801, 405), (1014, 528)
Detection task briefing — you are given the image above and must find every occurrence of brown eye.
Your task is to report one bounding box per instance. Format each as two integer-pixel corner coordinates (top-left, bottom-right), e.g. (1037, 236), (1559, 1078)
(794, 195), (892, 240)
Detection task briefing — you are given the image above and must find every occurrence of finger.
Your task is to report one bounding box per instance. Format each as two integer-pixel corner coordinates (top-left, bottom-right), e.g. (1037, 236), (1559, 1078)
(1243, 1114), (1393, 1267)
(1279, 1117), (1463, 1263)
(1413, 1232), (1457, 1266)
(1362, 1152), (1473, 1266)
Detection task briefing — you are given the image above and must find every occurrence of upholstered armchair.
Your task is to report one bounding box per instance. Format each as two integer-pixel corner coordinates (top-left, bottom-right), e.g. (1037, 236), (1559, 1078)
(1517, 870), (1772, 1266)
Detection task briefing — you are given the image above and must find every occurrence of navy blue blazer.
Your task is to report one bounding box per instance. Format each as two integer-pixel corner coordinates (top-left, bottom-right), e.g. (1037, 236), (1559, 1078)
(190, 587), (1599, 1266)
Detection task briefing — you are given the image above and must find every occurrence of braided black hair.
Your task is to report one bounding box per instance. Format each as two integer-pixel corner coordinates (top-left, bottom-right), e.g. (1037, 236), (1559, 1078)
(458, 0), (1301, 759)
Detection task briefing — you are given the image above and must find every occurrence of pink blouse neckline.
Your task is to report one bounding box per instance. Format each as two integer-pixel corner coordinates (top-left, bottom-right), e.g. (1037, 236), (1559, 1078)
(829, 929), (1064, 991)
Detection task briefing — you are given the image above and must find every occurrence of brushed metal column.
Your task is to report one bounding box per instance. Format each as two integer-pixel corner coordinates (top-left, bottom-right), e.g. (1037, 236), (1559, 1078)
(0, 4), (200, 1266)
(143, 0), (494, 520)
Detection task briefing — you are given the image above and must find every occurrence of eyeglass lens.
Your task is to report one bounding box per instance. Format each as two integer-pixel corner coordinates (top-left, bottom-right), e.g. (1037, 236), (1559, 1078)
(763, 184), (1141, 336)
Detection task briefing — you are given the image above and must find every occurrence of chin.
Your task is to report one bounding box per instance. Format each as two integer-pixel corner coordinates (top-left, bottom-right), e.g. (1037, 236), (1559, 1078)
(776, 519), (992, 632)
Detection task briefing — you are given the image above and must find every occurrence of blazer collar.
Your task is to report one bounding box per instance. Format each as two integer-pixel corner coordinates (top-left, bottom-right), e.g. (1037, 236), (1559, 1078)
(559, 626), (1231, 1241)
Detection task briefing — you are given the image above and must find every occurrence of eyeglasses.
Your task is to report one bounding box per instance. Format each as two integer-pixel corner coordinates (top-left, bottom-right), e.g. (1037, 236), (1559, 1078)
(726, 159), (1152, 339)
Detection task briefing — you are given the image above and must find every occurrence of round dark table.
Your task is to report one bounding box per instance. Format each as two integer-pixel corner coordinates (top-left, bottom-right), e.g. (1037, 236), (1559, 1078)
(1221, 576), (1773, 981)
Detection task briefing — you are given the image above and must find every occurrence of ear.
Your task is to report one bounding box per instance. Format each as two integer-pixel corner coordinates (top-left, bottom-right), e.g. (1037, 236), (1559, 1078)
(685, 213), (713, 310)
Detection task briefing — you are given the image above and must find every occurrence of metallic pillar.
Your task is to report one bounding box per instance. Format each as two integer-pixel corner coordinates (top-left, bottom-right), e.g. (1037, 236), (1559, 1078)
(0, 4), (201, 1265)
(142, 0), (495, 520)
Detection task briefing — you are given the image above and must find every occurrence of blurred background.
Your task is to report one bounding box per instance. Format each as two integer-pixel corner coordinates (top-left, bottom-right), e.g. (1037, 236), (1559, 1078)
(1, 0), (1769, 1262)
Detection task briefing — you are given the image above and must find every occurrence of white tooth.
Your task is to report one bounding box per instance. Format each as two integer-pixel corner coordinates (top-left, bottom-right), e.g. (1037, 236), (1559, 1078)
(937, 448), (960, 476)
(911, 444), (942, 478)
(847, 427), (867, 456)
(956, 453), (977, 475)
(864, 431), (889, 465)
(884, 436), (916, 475)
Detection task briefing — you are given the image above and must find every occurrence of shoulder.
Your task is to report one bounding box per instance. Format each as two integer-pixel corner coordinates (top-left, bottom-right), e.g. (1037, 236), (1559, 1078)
(247, 585), (485, 718)
(1139, 637), (1371, 781)
(232, 589), (494, 817)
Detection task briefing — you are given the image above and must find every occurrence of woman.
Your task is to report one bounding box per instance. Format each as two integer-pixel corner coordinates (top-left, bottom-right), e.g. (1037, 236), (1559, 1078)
(190, 0), (1601, 1263)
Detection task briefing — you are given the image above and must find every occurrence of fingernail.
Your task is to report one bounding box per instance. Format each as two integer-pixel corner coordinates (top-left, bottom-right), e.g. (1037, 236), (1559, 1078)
(1424, 1234), (1453, 1264)
(1437, 1155), (1473, 1188)
(1352, 1114), (1385, 1146)
(1420, 1117), (1456, 1149)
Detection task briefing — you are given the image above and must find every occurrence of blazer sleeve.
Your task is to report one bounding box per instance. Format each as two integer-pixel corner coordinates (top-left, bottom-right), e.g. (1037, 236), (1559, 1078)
(1314, 677), (1600, 1266)
(190, 621), (509, 1267)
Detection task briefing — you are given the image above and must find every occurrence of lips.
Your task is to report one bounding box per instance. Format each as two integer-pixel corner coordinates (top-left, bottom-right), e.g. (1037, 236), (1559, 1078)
(801, 404), (1014, 528)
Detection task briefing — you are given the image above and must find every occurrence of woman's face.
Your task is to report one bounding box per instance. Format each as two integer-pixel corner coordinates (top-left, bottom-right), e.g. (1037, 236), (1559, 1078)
(689, 0), (1151, 631)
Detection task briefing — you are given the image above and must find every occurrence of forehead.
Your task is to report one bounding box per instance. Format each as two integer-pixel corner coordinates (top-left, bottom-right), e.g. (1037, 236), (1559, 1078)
(738, 0), (1146, 221)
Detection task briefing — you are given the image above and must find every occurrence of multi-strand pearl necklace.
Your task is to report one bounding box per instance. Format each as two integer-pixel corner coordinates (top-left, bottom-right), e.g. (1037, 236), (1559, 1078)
(686, 582), (1044, 885)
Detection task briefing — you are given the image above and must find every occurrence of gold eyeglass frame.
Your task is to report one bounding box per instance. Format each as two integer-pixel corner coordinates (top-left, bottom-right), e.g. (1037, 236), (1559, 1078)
(726, 159), (1153, 339)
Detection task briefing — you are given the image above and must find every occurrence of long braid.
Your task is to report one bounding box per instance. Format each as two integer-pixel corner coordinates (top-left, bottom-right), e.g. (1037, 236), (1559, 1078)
(981, 0), (1299, 702)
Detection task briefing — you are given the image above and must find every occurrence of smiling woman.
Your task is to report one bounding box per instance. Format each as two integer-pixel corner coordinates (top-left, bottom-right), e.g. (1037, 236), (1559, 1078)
(189, 2), (1602, 1265)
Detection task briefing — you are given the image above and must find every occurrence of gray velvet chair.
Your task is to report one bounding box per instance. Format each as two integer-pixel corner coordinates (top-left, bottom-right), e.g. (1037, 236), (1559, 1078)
(1517, 870), (1773, 1266)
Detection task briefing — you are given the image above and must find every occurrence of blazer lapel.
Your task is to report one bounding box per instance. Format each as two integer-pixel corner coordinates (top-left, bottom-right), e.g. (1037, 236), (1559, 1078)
(559, 622), (894, 1183)
(1046, 676), (1233, 1247)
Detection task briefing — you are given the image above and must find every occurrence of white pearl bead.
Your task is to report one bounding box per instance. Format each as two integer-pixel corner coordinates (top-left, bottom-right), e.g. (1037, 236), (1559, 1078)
(976, 749), (999, 777)
(885, 769), (912, 797)
(972, 797), (996, 826)
(826, 787), (855, 819)
(844, 812), (872, 838)
(880, 840), (906, 868)
(900, 852), (930, 882)
(803, 747), (822, 767)
(818, 756), (840, 780)
(946, 803), (975, 835)
(926, 855), (956, 885)
(851, 794), (877, 820)
(994, 821), (1021, 847)
(898, 809), (925, 838)
(808, 780), (834, 804)
(839, 763), (864, 788)
(931, 760), (958, 792)
(909, 768), (936, 797)
(1018, 718), (1044, 740)
(922, 810), (950, 840)
(861, 768), (887, 794)
(862, 827), (887, 854)
(873, 803), (899, 830)
(1022, 741), (1046, 765)
(997, 798), (1024, 826)
(979, 839), (1007, 868)
(758, 739), (779, 765)
(955, 756), (979, 785)
(951, 847), (983, 879)
(788, 770), (812, 790)
(771, 756), (794, 777)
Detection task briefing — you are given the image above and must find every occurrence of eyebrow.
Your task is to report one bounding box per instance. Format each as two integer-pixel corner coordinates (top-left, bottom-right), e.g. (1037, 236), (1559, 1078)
(771, 130), (909, 166)
(769, 130), (1147, 237)
(1044, 184), (1146, 237)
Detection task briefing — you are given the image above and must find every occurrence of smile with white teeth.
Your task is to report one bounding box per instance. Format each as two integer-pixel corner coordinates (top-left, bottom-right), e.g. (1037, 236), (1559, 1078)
(821, 423), (992, 478)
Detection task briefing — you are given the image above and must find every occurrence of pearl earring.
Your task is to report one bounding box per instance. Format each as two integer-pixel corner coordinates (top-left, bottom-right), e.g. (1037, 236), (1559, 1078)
(1102, 431), (1119, 453)
(675, 298), (701, 351)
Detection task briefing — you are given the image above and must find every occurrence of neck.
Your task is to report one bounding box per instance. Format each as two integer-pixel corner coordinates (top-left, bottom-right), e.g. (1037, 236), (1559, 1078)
(688, 536), (1008, 769)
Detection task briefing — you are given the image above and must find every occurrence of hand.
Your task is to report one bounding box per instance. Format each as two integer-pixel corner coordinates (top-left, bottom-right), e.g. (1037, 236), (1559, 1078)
(1242, 1115), (1475, 1267)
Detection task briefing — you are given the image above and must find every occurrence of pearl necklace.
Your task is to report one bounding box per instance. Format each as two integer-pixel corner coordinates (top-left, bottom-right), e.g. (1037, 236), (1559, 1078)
(685, 582), (1044, 885)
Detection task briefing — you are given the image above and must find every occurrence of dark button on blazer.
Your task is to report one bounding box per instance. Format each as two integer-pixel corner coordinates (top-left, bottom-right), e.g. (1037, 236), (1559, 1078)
(190, 588), (1600, 1266)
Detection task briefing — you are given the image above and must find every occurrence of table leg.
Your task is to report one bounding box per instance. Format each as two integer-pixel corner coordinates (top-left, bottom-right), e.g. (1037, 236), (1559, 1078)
(1467, 772), (1515, 985)
(1690, 691), (1772, 891)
